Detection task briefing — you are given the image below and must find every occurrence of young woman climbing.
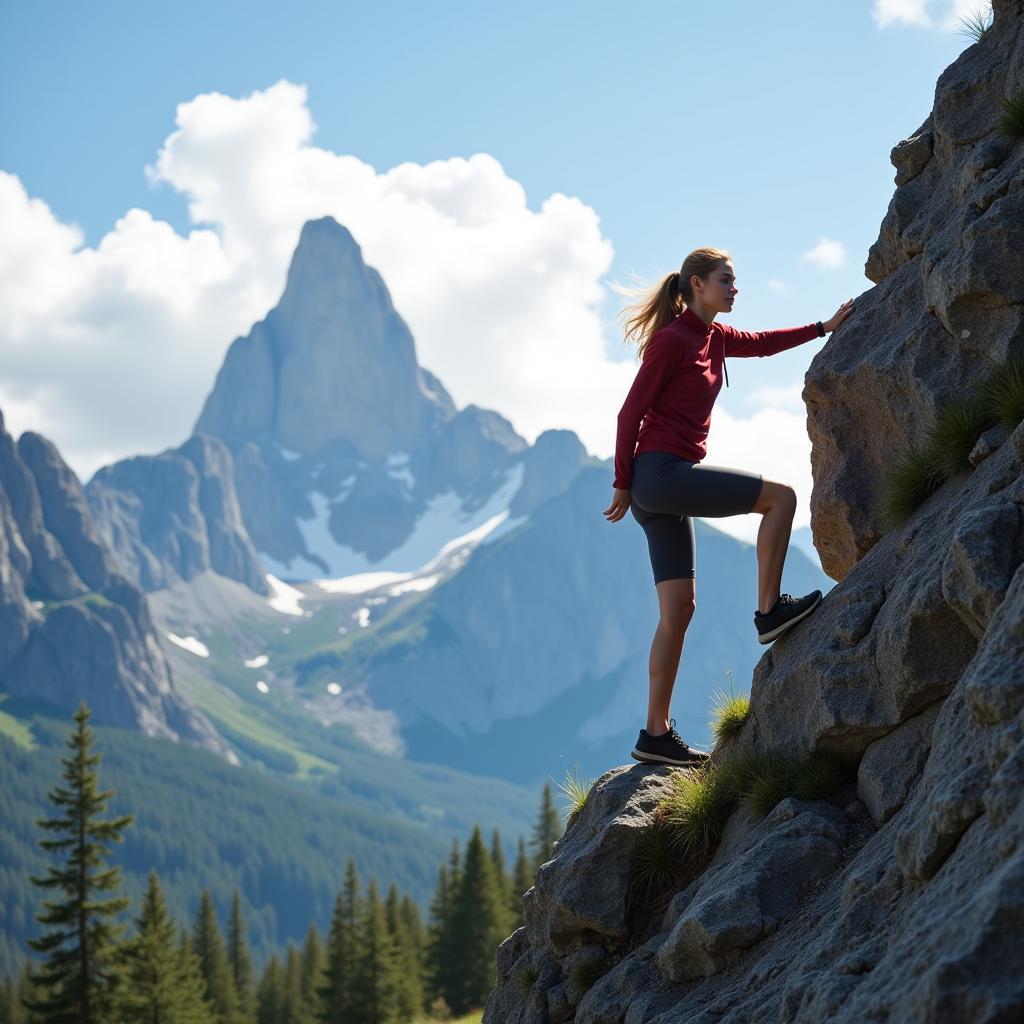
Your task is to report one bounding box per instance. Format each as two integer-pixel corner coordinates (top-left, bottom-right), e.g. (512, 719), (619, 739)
(602, 248), (854, 767)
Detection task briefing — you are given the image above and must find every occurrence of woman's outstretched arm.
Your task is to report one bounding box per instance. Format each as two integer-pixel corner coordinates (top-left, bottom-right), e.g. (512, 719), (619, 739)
(722, 299), (855, 358)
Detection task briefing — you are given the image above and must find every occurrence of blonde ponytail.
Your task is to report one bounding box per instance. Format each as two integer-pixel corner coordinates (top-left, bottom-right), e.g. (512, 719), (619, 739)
(616, 247), (731, 361)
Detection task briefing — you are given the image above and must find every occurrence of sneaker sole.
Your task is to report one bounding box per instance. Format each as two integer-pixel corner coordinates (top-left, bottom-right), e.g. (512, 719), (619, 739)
(630, 747), (711, 767)
(757, 592), (823, 644)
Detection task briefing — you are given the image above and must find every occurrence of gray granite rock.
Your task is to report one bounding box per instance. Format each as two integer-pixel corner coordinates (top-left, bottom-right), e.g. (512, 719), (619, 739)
(656, 802), (847, 983)
(524, 764), (677, 957)
(808, 0), (1024, 581)
(857, 702), (942, 826)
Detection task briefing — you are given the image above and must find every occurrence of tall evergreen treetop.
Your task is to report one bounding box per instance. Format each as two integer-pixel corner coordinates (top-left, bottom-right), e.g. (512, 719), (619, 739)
(227, 889), (255, 1020)
(350, 880), (399, 1024)
(317, 859), (361, 1024)
(529, 782), (562, 872)
(449, 827), (506, 1015)
(192, 890), (241, 1024)
(25, 701), (134, 1024)
(120, 869), (213, 1024)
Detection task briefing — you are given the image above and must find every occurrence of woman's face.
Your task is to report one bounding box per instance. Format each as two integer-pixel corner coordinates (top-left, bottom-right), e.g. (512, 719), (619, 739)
(693, 260), (738, 313)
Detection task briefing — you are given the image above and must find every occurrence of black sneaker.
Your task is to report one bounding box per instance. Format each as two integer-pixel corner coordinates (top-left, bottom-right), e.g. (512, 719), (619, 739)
(631, 719), (711, 767)
(754, 590), (823, 645)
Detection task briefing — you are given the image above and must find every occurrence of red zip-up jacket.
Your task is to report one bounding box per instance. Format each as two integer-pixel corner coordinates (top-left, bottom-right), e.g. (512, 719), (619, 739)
(613, 305), (822, 490)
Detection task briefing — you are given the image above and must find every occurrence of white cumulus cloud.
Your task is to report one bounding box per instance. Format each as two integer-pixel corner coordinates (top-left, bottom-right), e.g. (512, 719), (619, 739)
(0, 80), (627, 481)
(872, 0), (991, 30)
(800, 237), (846, 270)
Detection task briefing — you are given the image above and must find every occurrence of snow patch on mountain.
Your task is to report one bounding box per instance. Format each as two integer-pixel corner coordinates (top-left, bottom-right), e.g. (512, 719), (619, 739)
(265, 574), (307, 616)
(289, 461), (526, 581)
(166, 633), (210, 658)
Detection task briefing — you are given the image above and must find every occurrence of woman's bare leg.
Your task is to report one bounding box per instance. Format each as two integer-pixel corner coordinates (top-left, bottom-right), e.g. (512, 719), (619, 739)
(646, 578), (696, 734)
(751, 481), (798, 615)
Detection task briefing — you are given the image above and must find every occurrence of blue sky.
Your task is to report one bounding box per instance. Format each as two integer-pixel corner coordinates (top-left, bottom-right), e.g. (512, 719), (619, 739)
(0, 0), (989, 545)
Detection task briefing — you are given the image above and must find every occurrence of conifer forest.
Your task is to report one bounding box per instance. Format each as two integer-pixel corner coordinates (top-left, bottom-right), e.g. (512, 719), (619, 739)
(0, 702), (565, 1023)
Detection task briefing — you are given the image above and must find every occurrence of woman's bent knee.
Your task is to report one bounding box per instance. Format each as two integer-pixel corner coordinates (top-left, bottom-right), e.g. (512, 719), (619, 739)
(752, 481), (797, 515)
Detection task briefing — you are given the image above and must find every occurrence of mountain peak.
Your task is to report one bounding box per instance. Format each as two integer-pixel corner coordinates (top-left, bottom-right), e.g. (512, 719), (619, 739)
(194, 216), (450, 460)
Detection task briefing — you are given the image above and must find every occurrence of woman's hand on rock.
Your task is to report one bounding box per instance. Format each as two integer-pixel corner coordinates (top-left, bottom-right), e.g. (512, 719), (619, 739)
(824, 299), (855, 333)
(604, 488), (631, 522)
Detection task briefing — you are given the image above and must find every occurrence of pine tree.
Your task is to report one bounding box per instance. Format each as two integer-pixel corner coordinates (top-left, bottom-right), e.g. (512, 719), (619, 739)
(448, 827), (505, 1015)
(282, 944), (305, 1024)
(176, 931), (217, 1024)
(317, 859), (360, 1023)
(510, 836), (533, 926)
(255, 955), (283, 1024)
(25, 700), (134, 1023)
(385, 884), (424, 1022)
(14, 960), (43, 1024)
(120, 869), (214, 1023)
(426, 836), (465, 1010)
(350, 880), (399, 1024)
(489, 829), (508, 894)
(299, 922), (324, 1021)
(1, 972), (24, 1024)
(488, 829), (515, 941)
(192, 890), (241, 1024)
(227, 889), (255, 1020)
(425, 864), (452, 1009)
(529, 782), (562, 872)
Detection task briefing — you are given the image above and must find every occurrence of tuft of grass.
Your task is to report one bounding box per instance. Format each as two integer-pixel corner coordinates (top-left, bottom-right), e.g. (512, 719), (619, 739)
(929, 396), (995, 480)
(997, 92), (1024, 142)
(709, 670), (751, 744)
(875, 444), (946, 531)
(517, 964), (538, 997)
(558, 764), (593, 819)
(628, 818), (680, 905)
(662, 764), (735, 859)
(956, 4), (993, 43)
(569, 956), (607, 994)
(791, 751), (844, 802)
(742, 754), (798, 818)
(628, 748), (847, 912)
(980, 355), (1024, 429)
(876, 365), (1022, 533)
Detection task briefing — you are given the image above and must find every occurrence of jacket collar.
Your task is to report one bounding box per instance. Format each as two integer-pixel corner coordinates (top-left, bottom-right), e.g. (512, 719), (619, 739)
(679, 305), (715, 338)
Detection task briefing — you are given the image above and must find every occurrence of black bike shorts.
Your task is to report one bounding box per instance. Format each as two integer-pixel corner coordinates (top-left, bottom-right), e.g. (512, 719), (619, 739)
(629, 450), (764, 584)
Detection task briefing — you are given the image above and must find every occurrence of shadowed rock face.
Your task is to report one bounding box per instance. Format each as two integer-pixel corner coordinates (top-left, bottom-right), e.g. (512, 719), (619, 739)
(805, 0), (1024, 581)
(86, 433), (269, 595)
(485, 6), (1024, 1021)
(0, 410), (230, 756)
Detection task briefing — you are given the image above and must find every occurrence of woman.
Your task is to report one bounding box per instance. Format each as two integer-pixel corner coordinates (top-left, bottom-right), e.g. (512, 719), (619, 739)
(603, 247), (854, 767)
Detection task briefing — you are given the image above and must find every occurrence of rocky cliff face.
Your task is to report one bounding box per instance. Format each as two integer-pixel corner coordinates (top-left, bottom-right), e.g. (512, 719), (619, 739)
(485, 5), (1024, 1020)
(86, 433), (269, 595)
(0, 410), (229, 754)
(806, 0), (1024, 581)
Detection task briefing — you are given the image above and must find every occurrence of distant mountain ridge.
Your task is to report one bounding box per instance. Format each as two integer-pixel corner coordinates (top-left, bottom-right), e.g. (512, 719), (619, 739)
(0, 411), (228, 755)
